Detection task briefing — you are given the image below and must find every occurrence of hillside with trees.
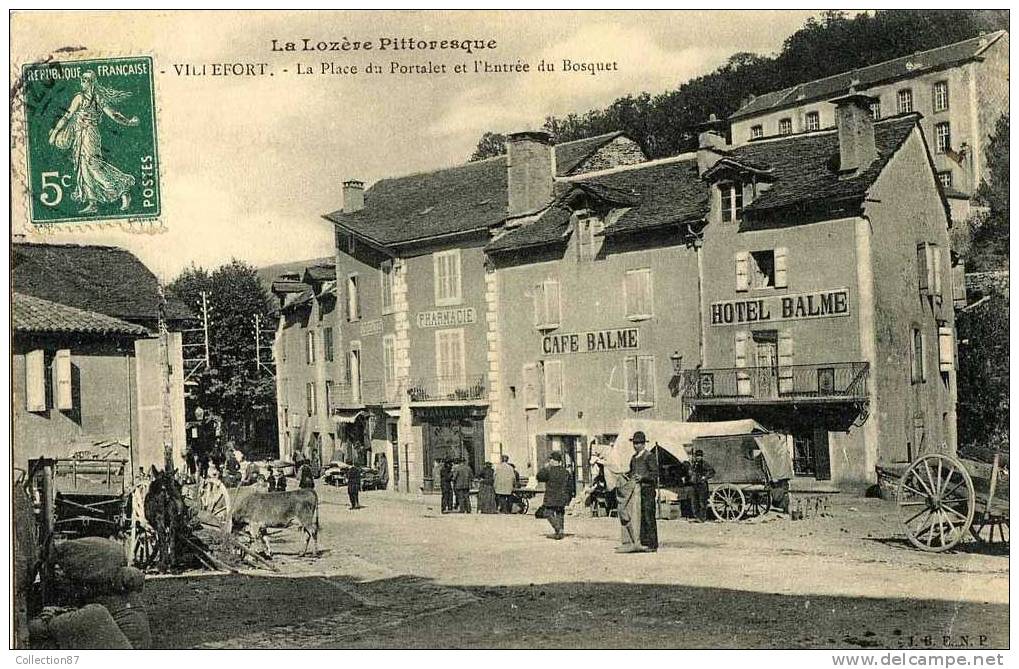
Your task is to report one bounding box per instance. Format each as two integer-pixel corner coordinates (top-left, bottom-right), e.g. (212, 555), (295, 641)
(469, 10), (1008, 161)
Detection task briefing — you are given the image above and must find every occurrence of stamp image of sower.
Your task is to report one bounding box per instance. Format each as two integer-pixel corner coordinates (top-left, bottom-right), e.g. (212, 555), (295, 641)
(22, 56), (160, 225)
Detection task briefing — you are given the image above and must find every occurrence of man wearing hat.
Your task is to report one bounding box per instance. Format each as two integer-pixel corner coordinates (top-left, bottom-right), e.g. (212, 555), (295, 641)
(689, 448), (716, 522)
(627, 431), (659, 551)
(536, 451), (573, 539)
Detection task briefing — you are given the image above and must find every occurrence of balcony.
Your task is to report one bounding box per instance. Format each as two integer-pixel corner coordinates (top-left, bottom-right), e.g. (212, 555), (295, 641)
(682, 362), (869, 406)
(328, 380), (396, 411)
(407, 374), (487, 404)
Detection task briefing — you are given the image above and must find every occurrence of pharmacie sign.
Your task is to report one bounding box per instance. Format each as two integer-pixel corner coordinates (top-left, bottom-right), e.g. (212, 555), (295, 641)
(710, 288), (850, 326)
(417, 307), (477, 328)
(542, 328), (639, 355)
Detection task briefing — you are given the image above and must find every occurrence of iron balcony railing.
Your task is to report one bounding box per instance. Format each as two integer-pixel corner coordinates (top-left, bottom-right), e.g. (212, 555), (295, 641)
(682, 362), (869, 404)
(328, 380), (394, 409)
(407, 374), (487, 403)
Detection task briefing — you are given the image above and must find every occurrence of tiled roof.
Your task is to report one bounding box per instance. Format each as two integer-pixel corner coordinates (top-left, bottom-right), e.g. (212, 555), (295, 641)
(731, 115), (918, 215)
(14, 292), (150, 337)
(302, 264), (337, 283)
(732, 31), (1007, 119)
(12, 243), (193, 325)
(323, 134), (637, 247)
(487, 157), (708, 253)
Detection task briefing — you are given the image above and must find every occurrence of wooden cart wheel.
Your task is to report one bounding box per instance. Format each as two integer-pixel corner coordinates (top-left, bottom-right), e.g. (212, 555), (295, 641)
(897, 453), (975, 552)
(515, 495), (529, 515)
(197, 477), (232, 533)
(746, 489), (772, 518)
(710, 484), (746, 522)
(970, 514), (1010, 546)
(126, 482), (156, 568)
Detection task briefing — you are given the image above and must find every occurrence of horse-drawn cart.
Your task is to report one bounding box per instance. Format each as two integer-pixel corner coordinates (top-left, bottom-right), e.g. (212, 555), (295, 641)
(28, 457), (131, 543)
(895, 451), (1009, 552)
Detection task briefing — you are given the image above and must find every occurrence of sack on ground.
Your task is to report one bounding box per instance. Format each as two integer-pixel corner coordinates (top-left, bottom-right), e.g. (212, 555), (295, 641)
(53, 537), (127, 584)
(95, 592), (152, 649)
(33, 604), (133, 649)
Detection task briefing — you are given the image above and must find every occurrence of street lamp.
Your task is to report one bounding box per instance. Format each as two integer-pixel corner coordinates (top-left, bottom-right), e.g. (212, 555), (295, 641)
(670, 351), (683, 376)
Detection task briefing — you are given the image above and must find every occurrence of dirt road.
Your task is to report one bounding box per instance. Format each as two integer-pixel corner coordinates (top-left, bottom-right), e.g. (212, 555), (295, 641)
(144, 486), (1008, 649)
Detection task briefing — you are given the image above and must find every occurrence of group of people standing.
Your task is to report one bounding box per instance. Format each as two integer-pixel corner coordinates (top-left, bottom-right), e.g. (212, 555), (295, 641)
(434, 455), (519, 514)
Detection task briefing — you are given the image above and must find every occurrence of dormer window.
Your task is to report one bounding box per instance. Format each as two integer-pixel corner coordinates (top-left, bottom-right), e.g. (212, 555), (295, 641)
(750, 125), (763, 140)
(576, 210), (604, 261)
(721, 183), (744, 223)
(804, 111), (820, 132)
(778, 118), (793, 135)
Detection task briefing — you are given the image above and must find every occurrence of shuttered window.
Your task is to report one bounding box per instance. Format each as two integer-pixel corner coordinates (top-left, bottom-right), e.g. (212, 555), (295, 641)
(306, 382), (317, 416)
(435, 329), (466, 395)
(533, 279), (561, 329)
(951, 259), (967, 307)
(938, 326), (954, 372)
(917, 243), (941, 297)
(577, 214), (605, 261)
(433, 250), (462, 306)
(380, 261), (395, 313)
(55, 349), (73, 410)
(523, 363), (542, 409)
(624, 355), (655, 408)
(323, 327), (334, 362)
(777, 333), (794, 394)
(306, 330), (316, 364)
(735, 252), (750, 292)
(734, 331), (751, 396)
(383, 335), (396, 400)
(543, 360), (563, 409)
(624, 268), (653, 319)
(774, 247), (788, 288)
(26, 349), (46, 412)
(346, 274), (360, 321)
(910, 328), (926, 384)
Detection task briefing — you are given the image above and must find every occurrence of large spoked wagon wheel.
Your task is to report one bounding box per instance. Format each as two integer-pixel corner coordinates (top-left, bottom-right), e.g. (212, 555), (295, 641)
(897, 453), (975, 552)
(710, 484), (746, 522)
(746, 488), (772, 518)
(196, 477), (232, 533)
(515, 495), (529, 515)
(127, 482), (157, 568)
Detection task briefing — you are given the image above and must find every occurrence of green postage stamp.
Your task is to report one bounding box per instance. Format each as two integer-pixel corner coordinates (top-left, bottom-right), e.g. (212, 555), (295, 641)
(22, 56), (160, 225)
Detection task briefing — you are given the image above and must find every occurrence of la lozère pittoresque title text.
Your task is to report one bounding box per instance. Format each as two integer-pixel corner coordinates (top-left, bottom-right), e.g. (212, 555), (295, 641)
(271, 37), (498, 55)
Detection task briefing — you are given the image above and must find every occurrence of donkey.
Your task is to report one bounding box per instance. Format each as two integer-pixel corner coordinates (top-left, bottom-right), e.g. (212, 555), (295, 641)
(143, 466), (187, 572)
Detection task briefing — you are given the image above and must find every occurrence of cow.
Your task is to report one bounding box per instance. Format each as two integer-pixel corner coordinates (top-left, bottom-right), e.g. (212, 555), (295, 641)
(230, 487), (319, 557)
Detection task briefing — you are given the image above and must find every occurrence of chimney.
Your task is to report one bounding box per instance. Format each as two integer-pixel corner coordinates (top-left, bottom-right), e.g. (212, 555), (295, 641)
(831, 91), (878, 175)
(343, 179), (365, 213)
(506, 131), (554, 218)
(697, 114), (728, 176)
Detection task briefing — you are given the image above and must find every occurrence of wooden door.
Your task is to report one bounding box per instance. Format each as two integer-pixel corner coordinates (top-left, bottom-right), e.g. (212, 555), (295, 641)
(753, 333), (779, 399)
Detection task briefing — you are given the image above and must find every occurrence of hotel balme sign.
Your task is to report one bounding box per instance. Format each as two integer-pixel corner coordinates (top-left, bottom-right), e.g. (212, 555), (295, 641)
(709, 288), (850, 326)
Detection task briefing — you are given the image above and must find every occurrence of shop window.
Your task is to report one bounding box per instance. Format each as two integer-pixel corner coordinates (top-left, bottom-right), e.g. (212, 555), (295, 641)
(624, 355), (655, 408)
(933, 81), (949, 112)
(381, 260), (395, 314)
(935, 122), (951, 154)
(433, 249), (462, 306)
(721, 182), (743, 222)
(346, 274), (361, 321)
(910, 327), (926, 384)
(804, 111), (820, 132)
(778, 118), (793, 135)
(916, 242), (942, 298)
(576, 212), (604, 261)
(624, 268), (653, 320)
(897, 88), (913, 114)
(306, 330), (316, 365)
(543, 360), (563, 409)
(792, 428), (831, 480)
(533, 279), (561, 329)
(750, 125), (763, 140)
(869, 100), (881, 120)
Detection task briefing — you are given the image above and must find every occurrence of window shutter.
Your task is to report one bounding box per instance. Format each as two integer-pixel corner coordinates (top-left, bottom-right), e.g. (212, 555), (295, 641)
(638, 356), (655, 406)
(451, 253), (462, 302)
(545, 280), (560, 326)
(639, 271), (652, 316)
(734, 332), (751, 396)
(55, 349), (73, 410)
(952, 259), (967, 307)
(26, 349), (46, 411)
(777, 333), (794, 394)
(543, 360), (563, 409)
(917, 243), (929, 293)
(735, 252), (750, 292)
(624, 356), (639, 405)
(930, 245), (942, 297)
(938, 326), (954, 372)
(774, 247), (788, 288)
(523, 364), (538, 409)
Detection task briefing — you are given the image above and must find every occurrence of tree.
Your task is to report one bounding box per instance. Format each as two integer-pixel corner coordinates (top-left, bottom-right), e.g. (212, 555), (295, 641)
(956, 290), (1009, 460)
(468, 132), (506, 161)
(167, 260), (278, 448)
(967, 113), (1010, 270)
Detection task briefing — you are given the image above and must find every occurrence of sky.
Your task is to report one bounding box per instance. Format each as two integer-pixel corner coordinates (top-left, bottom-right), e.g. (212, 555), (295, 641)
(10, 10), (821, 281)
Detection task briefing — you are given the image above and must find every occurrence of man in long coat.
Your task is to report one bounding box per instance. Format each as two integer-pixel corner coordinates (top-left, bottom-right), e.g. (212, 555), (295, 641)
(452, 458), (474, 513)
(618, 431), (658, 552)
(536, 451), (573, 539)
(494, 455), (517, 513)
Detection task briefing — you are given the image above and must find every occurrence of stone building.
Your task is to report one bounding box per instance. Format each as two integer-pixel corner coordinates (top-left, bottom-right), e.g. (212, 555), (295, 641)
(729, 31), (1009, 222)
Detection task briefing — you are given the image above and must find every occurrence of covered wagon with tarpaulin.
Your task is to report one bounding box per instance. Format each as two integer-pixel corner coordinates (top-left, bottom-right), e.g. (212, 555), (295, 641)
(599, 419), (792, 521)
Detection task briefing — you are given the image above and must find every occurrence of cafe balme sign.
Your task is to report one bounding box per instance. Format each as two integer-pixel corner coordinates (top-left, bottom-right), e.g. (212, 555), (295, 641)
(710, 288), (850, 326)
(542, 328), (639, 355)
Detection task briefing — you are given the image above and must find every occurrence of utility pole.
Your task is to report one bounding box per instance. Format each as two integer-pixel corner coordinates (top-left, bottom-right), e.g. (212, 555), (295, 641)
(157, 286), (175, 471)
(254, 313), (276, 377)
(183, 291), (211, 382)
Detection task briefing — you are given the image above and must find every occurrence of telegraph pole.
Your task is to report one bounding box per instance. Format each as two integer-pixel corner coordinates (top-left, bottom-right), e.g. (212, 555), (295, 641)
(157, 286), (175, 471)
(183, 291), (211, 381)
(254, 313), (276, 377)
